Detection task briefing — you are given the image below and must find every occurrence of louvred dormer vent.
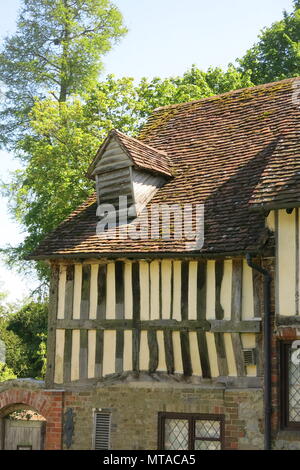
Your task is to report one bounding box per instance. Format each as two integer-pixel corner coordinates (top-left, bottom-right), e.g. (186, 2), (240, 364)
(86, 130), (172, 222)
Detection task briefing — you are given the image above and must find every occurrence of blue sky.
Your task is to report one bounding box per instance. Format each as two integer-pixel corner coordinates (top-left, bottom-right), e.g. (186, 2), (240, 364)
(0, 0), (295, 302)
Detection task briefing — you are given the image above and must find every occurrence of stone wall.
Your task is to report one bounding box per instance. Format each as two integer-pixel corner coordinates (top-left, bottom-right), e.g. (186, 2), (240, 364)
(63, 382), (264, 450)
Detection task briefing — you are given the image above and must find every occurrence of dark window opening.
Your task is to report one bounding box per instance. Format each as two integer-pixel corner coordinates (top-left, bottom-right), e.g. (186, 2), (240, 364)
(158, 412), (225, 450)
(280, 341), (300, 430)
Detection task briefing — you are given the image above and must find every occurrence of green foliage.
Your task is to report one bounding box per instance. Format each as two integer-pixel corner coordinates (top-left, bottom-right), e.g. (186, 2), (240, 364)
(0, 363), (16, 382)
(136, 65), (253, 115)
(2, 67), (253, 280)
(0, 0), (127, 147)
(7, 301), (48, 378)
(0, 298), (29, 378)
(0, 298), (48, 379)
(238, 1), (300, 84)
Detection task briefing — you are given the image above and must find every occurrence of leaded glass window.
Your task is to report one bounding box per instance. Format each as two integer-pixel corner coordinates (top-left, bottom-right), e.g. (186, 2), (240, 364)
(280, 342), (300, 429)
(158, 413), (224, 450)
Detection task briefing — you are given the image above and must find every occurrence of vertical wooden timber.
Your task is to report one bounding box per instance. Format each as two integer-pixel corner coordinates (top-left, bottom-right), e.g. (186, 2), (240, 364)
(124, 261), (133, 319)
(221, 260), (237, 376)
(196, 261), (210, 377)
(164, 330), (174, 374)
(65, 265), (74, 320)
(181, 261), (189, 320)
(79, 330), (88, 379)
(206, 332), (219, 377)
(180, 331), (192, 376)
(116, 330), (124, 373)
(215, 260), (224, 320)
(95, 330), (104, 378)
(88, 330), (96, 379)
(214, 260), (228, 376)
(63, 329), (72, 383)
(196, 330), (210, 378)
(232, 261), (243, 318)
(46, 264), (59, 388)
(97, 264), (107, 319)
(188, 261), (197, 320)
(140, 261), (150, 320)
(132, 261), (140, 373)
(231, 259), (246, 376)
(132, 329), (140, 373)
(148, 330), (159, 373)
(197, 261), (206, 319)
(206, 261), (218, 377)
(80, 265), (90, 319)
(132, 262), (140, 321)
(115, 261), (125, 319)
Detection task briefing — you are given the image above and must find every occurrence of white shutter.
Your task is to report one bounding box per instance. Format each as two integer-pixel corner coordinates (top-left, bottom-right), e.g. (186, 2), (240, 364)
(94, 412), (111, 450)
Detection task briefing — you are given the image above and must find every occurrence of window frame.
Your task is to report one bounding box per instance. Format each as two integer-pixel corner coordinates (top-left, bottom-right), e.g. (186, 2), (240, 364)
(280, 341), (300, 430)
(157, 412), (225, 450)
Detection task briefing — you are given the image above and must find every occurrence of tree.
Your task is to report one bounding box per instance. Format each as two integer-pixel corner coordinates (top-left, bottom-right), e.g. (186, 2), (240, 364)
(136, 65), (253, 116)
(0, 295), (48, 379)
(238, 0), (300, 84)
(0, 0), (127, 147)
(7, 301), (48, 378)
(2, 67), (253, 281)
(0, 295), (31, 378)
(0, 363), (16, 382)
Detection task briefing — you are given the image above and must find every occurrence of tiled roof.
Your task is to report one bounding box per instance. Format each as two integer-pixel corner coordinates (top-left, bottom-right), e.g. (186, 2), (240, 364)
(249, 134), (300, 209)
(87, 129), (173, 178)
(30, 77), (300, 259)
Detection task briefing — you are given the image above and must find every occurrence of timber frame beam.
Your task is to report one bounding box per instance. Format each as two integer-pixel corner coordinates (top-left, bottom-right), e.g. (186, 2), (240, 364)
(56, 318), (261, 333)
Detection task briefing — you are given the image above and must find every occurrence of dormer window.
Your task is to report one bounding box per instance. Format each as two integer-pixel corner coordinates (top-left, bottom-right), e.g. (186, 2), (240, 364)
(87, 130), (172, 223)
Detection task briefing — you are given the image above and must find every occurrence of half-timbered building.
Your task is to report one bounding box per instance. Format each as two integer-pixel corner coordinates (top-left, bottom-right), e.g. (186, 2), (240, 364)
(1, 76), (300, 450)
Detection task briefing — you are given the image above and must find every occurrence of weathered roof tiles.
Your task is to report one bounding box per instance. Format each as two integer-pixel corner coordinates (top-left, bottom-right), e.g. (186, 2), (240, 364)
(30, 77), (300, 259)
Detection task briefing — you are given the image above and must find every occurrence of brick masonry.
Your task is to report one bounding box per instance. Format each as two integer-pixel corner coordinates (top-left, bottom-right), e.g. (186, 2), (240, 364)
(0, 380), (63, 450)
(63, 383), (263, 450)
(0, 379), (265, 450)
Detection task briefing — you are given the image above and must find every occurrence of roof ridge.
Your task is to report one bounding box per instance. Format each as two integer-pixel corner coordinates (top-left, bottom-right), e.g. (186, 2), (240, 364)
(113, 129), (168, 156)
(152, 76), (299, 113)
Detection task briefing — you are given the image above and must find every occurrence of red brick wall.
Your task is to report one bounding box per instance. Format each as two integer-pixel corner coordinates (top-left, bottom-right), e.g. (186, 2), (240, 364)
(0, 387), (64, 450)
